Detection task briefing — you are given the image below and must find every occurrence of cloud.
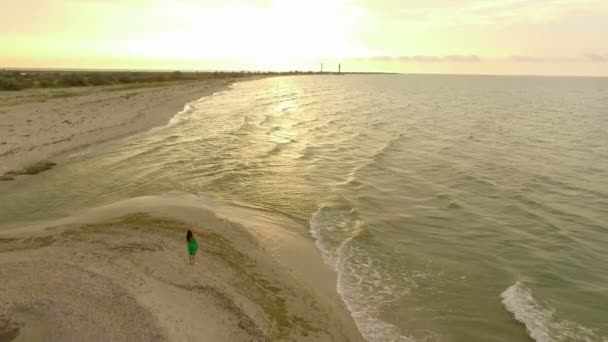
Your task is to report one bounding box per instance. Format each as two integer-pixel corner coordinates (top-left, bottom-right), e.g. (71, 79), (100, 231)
(585, 53), (608, 62)
(366, 54), (608, 64)
(368, 55), (481, 63)
(509, 55), (580, 63)
(409, 56), (443, 62)
(444, 55), (482, 62)
(368, 56), (394, 62)
(509, 56), (551, 62)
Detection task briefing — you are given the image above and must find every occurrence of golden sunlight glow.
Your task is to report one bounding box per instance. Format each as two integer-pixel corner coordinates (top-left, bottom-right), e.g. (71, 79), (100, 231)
(114, 1), (362, 60)
(1, 0), (608, 75)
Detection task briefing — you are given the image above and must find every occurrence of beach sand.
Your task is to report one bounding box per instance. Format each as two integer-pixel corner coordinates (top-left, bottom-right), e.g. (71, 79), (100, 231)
(0, 195), (364, 342)
(0, 78), (253, 177)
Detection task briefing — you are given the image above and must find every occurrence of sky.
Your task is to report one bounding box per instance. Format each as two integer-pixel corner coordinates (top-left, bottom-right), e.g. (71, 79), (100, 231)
(1, 0), (608, 75)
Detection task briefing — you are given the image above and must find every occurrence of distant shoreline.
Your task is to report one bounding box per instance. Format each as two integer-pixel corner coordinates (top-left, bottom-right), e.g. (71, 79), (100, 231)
(3, 68), (605, 79)
(0, 70), (371, 91)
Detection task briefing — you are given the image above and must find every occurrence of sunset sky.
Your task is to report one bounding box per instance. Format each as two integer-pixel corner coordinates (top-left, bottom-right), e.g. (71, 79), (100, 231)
(1, 0), (608, 75)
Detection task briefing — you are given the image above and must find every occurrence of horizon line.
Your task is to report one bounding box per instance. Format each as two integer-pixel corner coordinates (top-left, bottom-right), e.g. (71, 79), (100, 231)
(1, 66), (607, 78)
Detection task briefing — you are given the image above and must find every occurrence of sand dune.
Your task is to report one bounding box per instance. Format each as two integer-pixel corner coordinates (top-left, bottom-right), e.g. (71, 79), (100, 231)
(0, 195), (363, 342)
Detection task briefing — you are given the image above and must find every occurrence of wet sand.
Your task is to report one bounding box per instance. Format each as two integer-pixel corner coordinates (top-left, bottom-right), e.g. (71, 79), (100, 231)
(0, 195), (364, 342)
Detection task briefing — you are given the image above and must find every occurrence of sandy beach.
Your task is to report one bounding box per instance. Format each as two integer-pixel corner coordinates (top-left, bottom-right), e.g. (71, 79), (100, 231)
(0, 78), (254, 178)
(0, 195), (363, 342)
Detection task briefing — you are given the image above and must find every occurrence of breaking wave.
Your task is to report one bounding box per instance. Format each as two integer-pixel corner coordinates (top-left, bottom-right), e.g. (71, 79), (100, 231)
(501, 282), (606, 342)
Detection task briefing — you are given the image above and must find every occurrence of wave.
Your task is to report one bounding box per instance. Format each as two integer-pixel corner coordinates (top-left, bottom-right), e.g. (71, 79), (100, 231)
(259, 114), (275, 126)
(166, 103), (196, 128)
(298, 146), (314, 160)
(146, 98), (202, 137)
(280, 105), (296, 113)
(298, 100), (322, 108)
(501, 282), (606, 342)
(310, 206), (413, 342)
(292, 117), (319, 127)
(268, 125), (282, 133)
(68, 99), (202, 160)
(264, 139), (296, 157)
(332, 133), (406, 191)
(370, 133), (406, 163)
(231, 115), (253, 136)
(256, 96), (299, 108)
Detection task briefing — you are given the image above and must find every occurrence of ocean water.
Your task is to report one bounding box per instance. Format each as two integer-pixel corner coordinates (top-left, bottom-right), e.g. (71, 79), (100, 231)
(1, 75), (608, 341)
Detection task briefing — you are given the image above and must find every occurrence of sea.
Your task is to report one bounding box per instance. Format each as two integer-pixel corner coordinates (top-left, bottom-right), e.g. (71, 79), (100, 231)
(1, 74), (607, 342)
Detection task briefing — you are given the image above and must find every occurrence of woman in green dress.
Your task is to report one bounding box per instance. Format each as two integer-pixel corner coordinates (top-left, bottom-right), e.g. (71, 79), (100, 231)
(186, 230), (198, 265)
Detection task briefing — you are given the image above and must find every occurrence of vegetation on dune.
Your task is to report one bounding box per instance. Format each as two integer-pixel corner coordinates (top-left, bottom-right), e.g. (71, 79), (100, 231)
(0, 70), (221, 90)
(98, 213), (324, 340)
(0, 69), (327, 91)
(1, 161), (57, 181)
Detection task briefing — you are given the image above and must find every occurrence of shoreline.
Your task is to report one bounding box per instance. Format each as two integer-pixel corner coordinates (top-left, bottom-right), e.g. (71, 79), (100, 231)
(0, 76), (265, 178)
(0, 194), (364, 341)
(0, 74), (367, 341)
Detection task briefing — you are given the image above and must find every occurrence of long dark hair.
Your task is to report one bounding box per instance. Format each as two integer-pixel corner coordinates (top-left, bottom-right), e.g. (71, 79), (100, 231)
(186, 230), (193, 242)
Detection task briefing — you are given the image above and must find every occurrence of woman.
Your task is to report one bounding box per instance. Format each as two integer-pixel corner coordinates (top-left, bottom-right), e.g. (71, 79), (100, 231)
(186, 230), (198, 265)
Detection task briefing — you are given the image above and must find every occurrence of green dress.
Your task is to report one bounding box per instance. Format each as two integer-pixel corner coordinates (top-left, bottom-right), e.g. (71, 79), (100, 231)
(188, 237), (198, 256)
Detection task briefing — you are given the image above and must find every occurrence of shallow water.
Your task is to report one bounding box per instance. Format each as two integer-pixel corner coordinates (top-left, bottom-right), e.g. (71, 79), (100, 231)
(1, 75), (608, 341)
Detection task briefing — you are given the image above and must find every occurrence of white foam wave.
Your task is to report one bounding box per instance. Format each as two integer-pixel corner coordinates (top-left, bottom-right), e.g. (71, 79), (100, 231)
(308, 206), (338, 268)
(167, 103), (196, 127)
(336, 235), (414, 342)
(501, 282), (606, 342)
(69, 100), (200, 160)
(146, 100), (199, 136)
(310, 206), (414, 342)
